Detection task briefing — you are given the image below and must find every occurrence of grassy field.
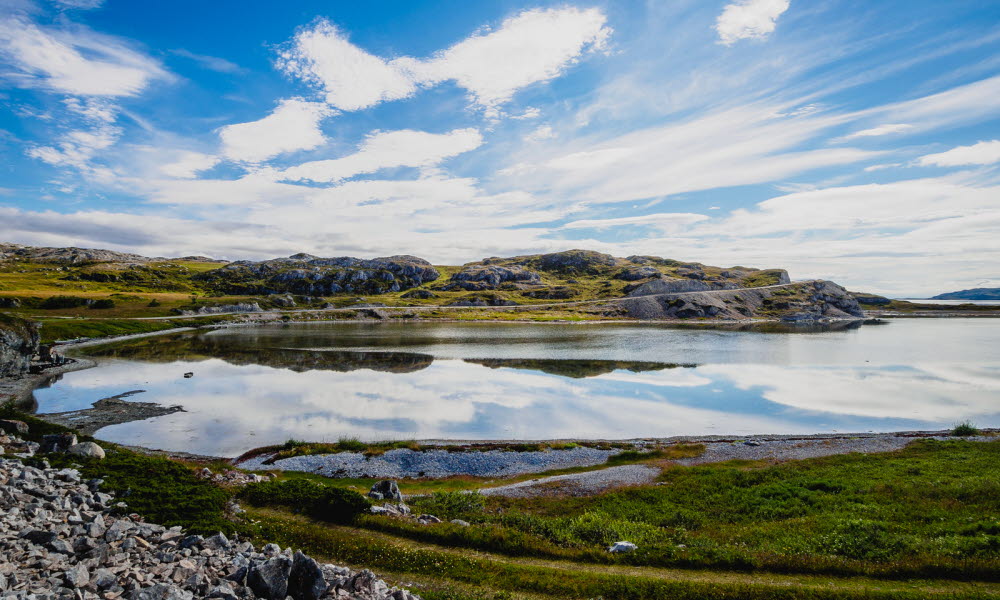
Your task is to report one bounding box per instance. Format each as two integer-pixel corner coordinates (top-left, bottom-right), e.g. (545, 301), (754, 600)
(4, 399), (997, 599)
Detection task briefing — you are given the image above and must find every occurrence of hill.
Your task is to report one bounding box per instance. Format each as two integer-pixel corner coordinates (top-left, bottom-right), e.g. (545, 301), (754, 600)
(931, 287), (1000, 301)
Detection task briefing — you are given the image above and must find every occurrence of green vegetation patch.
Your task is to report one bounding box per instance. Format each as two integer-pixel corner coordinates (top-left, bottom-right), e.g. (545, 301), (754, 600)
(238, 478), (370, 524)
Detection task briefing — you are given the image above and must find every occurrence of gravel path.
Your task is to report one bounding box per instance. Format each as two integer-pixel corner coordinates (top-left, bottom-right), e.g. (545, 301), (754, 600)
(480, 464), (660, 498)
(236, 446), (619, 479)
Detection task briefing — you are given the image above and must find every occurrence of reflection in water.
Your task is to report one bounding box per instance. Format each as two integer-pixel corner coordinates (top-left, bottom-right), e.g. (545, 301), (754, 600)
(33, 320), (1000, 457)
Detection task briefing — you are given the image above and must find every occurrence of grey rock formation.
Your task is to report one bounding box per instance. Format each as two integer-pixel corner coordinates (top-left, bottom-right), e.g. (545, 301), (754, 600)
(196, 255), (439, 296)
(0, 315), (39, 378)
(614, 266), (660, 281)
(369, 480), (403, 502)
(68, 441), (107, 459)
(626, 278), (714, 297)
(0, 458), (420, 600)
(447, 265), (541, 291)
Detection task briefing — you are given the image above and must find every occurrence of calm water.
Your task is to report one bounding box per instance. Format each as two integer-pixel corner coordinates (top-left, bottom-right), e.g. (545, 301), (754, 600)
(33, 319), (1000, 457)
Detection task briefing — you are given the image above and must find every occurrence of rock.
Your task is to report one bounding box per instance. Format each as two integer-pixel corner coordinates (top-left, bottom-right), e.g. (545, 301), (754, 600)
(615, 266), (660, 281)
(0, 314), (39, 378)
(0, 419), (28, 435)
(40, 432), (78, 453)
(416, 514), (442, 525)
(67, 441), (106, 459)
(204, 532), (230, 550)
(369, 480), (403, 502)
(608, 541), (638, 553)
(450, 519), (471, 527)
(64, 563), (89, 587)
(247, 556), (292, 600)
(131, 583), (194, 600)
(400, 289), (438, 300)
(183, 372), (194, 378)
(287, 551), (328, 600)
(447, 265), (541, 291)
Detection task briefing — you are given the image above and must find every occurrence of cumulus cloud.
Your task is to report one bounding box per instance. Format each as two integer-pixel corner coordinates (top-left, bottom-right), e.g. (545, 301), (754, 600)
(160, 151), (221, 179)
(715, 0), (790, 46)
(276, 20), (417, 111)
(277, 8), (610, 116)
(0, 17), (168, 96)
(280, 128), (483, 183)
(218, 98), (334, 163)
(525, 125), (555, 142)
(917, 140), (1000, 167)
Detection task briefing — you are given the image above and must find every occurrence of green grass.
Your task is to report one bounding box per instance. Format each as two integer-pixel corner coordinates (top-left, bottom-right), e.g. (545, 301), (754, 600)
(347, 440), (1000, 580)
(952, 421), (980, 436)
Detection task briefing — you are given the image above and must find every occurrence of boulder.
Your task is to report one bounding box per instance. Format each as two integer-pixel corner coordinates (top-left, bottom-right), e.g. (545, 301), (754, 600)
(369, 480), (403, 502)
(40, 432), (77, 453)
(608, 541), (638, 553)
(68, 441), (106, 459)
(247, 556), (292, 600)
(0, 419), (28, 435)
(288, 551), (328, 600)
(448, 265), (541, 290)
(615, 266), (660, 281)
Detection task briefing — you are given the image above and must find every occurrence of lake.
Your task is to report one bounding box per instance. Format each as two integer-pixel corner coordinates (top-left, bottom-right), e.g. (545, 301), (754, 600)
(32, 318), (1000, 457)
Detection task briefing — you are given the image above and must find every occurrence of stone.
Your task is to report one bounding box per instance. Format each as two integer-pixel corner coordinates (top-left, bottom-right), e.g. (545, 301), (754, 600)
(67, 442), (106, 459)
(368, 480), (403, 501)
(287, 551), (327, 600)
(131, 583), (194, 600)
(246, 556), (292, 600)
(204, 532), (230, 551)
(608, 541), (638, 553)
(64, 564), (89, 587)
(450, 519), (470, 527)
(40, 433), (78, 453)
(0, 419), (28, 435)
(416, 514), (442, 525)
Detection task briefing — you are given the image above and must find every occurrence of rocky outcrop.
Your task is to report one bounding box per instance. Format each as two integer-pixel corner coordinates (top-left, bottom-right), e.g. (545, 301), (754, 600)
(0, 314), (39, 378)
(182, 302), (263, 315)
(480, 249), (622, 276)
(614, 266), (660, 281)
(0, 459), (419, 600)
(445, 265), (541, 291)
(605, 281), (863, 321)
(0, 243), (153, 265)
(625, 278), (717, 297)
(196, 255), (439, 296)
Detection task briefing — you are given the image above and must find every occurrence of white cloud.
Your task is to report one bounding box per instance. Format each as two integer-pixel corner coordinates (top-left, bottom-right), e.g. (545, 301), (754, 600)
(276, 20), (417, 111)
(838, 123), (913, 140)
(715, 0), (791, 46)
(511, 107), (541, 120)
(27, 123), (121, 169)
(52, 0), (105, 9)
(278, 8), (610, 116)
(0, 17), (168, 96)
(561, 213), (708, 232)
(525, 125), (555, 142)
(218, 98), (334, 163)
(280, 128), (483, 183)
(917, 140), (1000, 167)
(171, 49), (243, 74)
(503, 104), (874, 204)
(62, 97), (117, 123)
(160, 151), (221, 179)
(397, 7), (610, 117)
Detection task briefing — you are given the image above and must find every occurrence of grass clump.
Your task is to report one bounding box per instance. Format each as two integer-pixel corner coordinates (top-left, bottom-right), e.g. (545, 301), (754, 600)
(952, 421), (980, 437)
(238, 479), (370, 524)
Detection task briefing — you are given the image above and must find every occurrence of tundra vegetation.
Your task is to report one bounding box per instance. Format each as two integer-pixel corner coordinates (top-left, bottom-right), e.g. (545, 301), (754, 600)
(3, 402), (998, 599)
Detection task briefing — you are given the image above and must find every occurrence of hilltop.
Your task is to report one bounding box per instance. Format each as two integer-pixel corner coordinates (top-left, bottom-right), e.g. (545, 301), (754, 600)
(931, 287), (1000, 301)
(0, 243), (866, 334)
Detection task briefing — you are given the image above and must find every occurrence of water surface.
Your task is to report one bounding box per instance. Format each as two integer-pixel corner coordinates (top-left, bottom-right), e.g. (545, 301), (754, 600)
(33, 319), (1000, 456)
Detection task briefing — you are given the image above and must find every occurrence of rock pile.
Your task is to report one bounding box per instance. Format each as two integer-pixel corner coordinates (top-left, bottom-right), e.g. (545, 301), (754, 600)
(0, 459), (420, 600)
(196, 468), (275, 487)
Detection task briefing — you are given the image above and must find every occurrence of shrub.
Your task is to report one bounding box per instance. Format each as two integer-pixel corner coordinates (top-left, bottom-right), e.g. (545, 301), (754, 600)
(39, 295), (90, 309)
(952, 420), (980, 436)
(90, 299), (116, 309)
(239, 479), (370, 524)
(147, 299), (162, 307)
(413, 492), (486, 519)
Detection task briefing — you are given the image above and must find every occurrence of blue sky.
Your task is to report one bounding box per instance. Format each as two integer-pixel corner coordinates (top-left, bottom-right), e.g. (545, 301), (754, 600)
(1, 0), (998, 296)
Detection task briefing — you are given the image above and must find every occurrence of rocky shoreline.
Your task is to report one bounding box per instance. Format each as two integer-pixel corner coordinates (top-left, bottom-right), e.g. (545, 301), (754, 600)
(0, 457), (419, 600)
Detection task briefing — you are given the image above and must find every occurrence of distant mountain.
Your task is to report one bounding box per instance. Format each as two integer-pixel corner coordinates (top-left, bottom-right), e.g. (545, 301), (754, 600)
(930, 288), (1000, 301)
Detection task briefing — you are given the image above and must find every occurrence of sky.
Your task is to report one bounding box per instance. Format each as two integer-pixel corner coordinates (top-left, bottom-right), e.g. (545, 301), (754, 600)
(0, 0), (998, 296)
